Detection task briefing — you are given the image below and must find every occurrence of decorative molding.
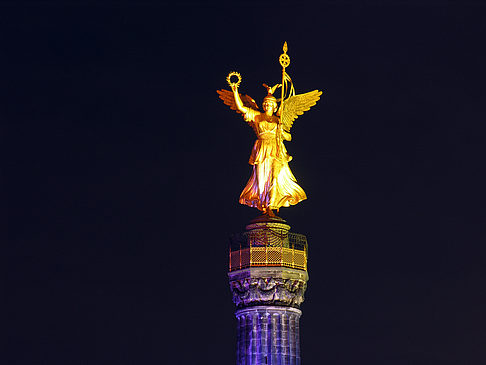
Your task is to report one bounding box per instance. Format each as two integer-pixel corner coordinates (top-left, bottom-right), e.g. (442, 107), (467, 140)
(229, 273), (307, 308)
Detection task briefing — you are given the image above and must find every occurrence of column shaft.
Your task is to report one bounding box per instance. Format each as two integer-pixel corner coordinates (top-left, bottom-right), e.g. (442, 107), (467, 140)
(235, 307), (302, 365)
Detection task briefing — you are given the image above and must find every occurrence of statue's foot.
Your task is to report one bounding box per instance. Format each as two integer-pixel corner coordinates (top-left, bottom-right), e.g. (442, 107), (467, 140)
(261, 207), (278, 217)
(250, 209), (286, 224)
(267, 209), (276, 218)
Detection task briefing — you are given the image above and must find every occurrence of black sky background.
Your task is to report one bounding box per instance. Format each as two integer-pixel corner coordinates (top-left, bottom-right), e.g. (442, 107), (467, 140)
(5, 2), (486, 364)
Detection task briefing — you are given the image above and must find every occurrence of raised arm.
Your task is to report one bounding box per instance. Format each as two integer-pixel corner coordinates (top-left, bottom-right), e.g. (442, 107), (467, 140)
(231, 84), (251, 114)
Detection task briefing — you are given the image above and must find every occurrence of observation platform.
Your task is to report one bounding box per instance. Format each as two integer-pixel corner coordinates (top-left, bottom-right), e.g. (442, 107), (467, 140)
(228, 219), (308, 272)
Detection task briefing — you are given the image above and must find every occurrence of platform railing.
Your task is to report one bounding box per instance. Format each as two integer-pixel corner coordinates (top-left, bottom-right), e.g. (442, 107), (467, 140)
(229, 231), (307, 271)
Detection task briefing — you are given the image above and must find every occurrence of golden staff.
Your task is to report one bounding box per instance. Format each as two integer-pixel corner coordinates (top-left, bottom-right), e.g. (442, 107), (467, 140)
(278, 42), (291, 157)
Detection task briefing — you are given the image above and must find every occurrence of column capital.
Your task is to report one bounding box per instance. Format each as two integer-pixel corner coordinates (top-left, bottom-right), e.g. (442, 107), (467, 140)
(228, 267), (308, 309)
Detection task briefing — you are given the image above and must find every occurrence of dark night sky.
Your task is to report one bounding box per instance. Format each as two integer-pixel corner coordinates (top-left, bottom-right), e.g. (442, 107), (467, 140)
(5, 2), (486, 364)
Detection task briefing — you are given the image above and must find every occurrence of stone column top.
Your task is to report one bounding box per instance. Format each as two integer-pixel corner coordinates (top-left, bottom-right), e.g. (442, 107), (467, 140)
(228, 267), (308, 309)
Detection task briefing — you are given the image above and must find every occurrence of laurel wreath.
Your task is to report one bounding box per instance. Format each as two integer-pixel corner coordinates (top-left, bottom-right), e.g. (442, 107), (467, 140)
(226, 71), (242, 88)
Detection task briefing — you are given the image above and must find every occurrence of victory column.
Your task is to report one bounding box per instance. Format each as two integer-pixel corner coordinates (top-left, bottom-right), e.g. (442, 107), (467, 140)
(218, 42), (322, 365)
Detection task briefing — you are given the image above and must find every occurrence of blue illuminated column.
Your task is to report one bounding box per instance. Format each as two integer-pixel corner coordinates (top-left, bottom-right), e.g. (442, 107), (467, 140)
(228, 219), (309, 365)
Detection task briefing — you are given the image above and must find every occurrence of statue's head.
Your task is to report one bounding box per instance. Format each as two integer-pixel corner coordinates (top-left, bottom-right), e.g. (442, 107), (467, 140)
(263, 95), (278, 113)
(262, 83), (280, 114)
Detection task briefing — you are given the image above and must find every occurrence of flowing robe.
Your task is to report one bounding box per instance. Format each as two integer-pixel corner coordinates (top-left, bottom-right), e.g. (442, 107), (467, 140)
(239, 109), (307, 211)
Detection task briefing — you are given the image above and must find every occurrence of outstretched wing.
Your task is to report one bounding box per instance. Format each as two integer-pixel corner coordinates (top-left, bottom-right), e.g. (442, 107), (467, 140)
(217, 89), (259, 113)
(280, 90), (322, 132)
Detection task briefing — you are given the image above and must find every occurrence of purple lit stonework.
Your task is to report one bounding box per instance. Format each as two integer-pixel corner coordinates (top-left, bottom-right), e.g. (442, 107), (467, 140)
(228, 219), (309, 365)
(235, 306), (302, 365)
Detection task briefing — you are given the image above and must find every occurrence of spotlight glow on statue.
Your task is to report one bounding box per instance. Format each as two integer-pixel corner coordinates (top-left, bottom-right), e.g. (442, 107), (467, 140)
(218, 42), (322, 217)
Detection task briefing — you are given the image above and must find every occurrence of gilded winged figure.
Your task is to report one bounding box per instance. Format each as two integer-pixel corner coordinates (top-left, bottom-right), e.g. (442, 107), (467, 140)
(218, 46), (322, 217)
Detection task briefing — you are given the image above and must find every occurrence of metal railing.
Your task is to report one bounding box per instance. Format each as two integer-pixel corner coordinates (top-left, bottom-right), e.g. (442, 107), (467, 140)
(229, 231), (307, 271)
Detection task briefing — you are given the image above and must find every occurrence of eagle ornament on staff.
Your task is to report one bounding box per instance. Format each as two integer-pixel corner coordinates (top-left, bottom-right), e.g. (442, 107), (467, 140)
(217, 42), (322, 218)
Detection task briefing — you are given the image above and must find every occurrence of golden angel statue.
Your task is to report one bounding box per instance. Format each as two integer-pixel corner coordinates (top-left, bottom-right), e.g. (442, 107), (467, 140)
(217, 42), (322, 217)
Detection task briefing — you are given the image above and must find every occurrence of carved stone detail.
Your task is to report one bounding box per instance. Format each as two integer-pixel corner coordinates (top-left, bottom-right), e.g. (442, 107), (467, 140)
(228, 267), (308, 309)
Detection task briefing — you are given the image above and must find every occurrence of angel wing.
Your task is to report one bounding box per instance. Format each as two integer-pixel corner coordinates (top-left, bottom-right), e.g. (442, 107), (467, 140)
(217, 89), (259, 113)
(280, 90), (322, 132)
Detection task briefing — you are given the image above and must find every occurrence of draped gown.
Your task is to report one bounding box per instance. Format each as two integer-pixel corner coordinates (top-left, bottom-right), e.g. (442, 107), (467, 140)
(239, 109), (307, 211)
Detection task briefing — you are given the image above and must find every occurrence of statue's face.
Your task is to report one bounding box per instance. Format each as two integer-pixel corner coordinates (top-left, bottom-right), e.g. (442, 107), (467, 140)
(263, 100), (277, 114)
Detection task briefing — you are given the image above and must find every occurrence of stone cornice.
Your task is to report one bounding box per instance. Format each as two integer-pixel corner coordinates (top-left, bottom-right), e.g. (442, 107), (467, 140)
(228, 267), (308, 309)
